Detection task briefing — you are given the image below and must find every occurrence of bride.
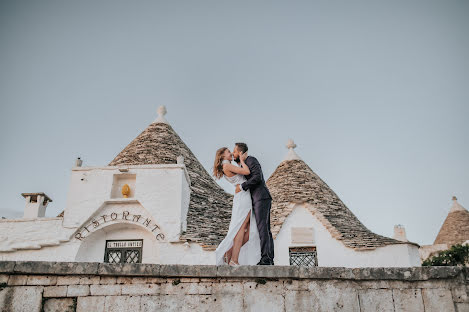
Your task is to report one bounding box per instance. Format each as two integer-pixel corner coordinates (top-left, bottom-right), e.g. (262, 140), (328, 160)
(213, 147), (261, 265)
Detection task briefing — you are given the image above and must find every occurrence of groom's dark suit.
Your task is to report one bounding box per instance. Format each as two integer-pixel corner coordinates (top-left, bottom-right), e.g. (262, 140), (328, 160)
(240, 155), (274, 264)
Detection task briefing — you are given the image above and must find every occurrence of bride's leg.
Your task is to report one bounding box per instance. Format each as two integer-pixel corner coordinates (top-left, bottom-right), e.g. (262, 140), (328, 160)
(230, 213), (251, 264)
(242, 218), (250, 246)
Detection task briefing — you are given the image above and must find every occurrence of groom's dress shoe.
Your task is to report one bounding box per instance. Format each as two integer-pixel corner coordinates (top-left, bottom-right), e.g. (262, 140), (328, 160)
(257, 259), (274, 266)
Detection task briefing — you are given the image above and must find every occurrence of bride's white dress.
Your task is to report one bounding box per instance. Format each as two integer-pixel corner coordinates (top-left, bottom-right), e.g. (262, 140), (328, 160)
(215, 160), (261, 265)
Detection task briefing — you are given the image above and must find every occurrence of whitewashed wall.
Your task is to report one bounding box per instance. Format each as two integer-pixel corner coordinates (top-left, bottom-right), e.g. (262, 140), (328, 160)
(274, 204), (421, 267)
(0, 164), (212, 264)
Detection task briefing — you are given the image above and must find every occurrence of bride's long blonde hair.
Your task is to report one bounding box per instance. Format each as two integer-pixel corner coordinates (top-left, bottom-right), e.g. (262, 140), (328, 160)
(213, 147), (228, 179)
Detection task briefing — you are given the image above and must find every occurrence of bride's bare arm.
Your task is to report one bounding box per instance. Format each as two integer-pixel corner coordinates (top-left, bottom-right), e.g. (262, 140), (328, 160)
(223, 153), (250, 175)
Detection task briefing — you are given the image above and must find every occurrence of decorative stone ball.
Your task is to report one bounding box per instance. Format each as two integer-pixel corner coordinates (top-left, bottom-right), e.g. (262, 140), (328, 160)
(122, 184), (131, 198)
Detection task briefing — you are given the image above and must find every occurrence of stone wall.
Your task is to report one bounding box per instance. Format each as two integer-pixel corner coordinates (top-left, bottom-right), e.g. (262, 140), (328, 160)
(0, 261), (468, 312)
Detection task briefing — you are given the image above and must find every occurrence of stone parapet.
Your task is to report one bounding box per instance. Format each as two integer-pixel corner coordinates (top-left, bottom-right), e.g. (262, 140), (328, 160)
(0, 261), (468, 311)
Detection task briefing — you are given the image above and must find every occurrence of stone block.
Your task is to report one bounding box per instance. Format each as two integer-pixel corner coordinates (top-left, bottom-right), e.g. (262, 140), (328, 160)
(116, 276), (133, 284)
(100, 276), (117, 284)
(0, 286), (43, 312)
(243, 281), (284, 295)
(300, 266), (355, 279)
(0, 261), (15, 273)
(456, 303), (469, 312)
(57, 275), (81, 285)
(211, 281), (243, 295)
(285, 290), (320, 311)
(67, 284), (90, 297)
(90, 284), (122, 296)
(79, 275), (100, 285)
(217, 265), (294, 279)
(160, 265), (217, 277)
(453, 286), (469, 303)
(44, 286), (68, 297)
(243, 286), (285, 312)
(7, 274), (28, 286)
(98, 263), (160, 276)
(104, 295), (141, 311)
(358, 288), (394, 312)
(13, 261), (98, 275)
(284, 279), (308, 291)
(77, 296), (105, 312)
(43, 298), (75, 312)
(27, 275), (57, 286)
(121, 284), (159, 295)
(140, 294), (201, 312)
(393, 289), (424, 312)
(0, 274), (9, 284)
(422, 288), (456, 312)
(308, 281), (360, 311)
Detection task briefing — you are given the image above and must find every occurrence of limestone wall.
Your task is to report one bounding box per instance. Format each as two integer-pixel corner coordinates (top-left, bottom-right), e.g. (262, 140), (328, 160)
(0, 261), (468, 312)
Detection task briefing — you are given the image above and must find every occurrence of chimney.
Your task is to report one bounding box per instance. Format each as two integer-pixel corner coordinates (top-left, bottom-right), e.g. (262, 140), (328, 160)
(21, 193), (53, 218)
(75, 157), (83, 167)
(393, 224), (408, 242)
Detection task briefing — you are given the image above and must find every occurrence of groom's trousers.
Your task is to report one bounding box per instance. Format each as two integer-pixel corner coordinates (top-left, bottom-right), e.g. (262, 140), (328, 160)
(253, 198), (274, 262)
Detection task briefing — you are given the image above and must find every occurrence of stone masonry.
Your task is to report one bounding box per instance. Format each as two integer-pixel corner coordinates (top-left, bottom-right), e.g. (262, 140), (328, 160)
(1, 261), (469, 311)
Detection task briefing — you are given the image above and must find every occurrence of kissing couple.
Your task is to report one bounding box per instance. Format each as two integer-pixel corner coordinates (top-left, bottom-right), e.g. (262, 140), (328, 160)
(213, 142), (274, 266)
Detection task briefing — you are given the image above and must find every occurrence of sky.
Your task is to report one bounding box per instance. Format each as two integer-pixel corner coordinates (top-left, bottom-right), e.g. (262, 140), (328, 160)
(0, 0), (468, 246)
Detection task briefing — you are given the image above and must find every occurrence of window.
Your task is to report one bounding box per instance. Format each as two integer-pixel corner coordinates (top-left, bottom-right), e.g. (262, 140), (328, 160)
(104, 239), (143, 264)
(289, 246), (317, 267)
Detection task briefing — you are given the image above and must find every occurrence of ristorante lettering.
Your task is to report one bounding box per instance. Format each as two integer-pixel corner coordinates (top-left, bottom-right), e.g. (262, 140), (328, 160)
(74, 211), (165, 241)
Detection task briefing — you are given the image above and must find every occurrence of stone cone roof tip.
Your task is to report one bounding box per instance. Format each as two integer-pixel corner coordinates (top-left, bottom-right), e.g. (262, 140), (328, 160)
(434, 197), (469, 246)
(283, 139), (302, 162)
(267, 145), (416, 250)
(108, 107), (233, 248)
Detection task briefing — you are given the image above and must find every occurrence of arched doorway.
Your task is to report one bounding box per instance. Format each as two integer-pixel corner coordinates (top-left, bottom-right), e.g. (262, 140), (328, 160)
(75, 222), (159, 263)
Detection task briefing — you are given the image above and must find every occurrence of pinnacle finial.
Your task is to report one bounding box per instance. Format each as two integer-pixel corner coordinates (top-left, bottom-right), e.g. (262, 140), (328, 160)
(450, 195), (466, 212)
(286, 139), (297, 150)
(155, 105), (168, 124)
(283, 139), (301, 161)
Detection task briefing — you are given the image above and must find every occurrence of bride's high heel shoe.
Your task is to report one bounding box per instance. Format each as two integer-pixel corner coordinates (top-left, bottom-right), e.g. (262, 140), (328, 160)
(229, 260), (240, 266)
(223, 254), (229, 265)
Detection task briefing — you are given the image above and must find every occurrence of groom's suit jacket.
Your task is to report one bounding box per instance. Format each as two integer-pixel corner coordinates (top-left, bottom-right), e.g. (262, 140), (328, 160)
(240, 156), (272, 203)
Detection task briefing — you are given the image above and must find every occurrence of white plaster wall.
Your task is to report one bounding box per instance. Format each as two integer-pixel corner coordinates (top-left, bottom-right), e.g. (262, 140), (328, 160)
(274, 204), (421, 267)
(64, 165), (190, 243)
(159, 243), (215, 265)
(0, 218), (73, 252)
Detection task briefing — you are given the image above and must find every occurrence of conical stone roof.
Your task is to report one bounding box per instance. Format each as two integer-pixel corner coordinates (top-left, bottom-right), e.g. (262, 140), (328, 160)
(266, 140), (415, 250)
(109, 107), (232, 249)
(434, 197), (469, 246)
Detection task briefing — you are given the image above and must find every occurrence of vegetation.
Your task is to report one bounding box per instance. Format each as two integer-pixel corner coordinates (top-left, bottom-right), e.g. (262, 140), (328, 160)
(422, 243), (469, 266)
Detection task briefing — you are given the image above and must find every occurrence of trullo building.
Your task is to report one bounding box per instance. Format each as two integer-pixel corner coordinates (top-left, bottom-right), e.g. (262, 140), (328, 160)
(419, 196), (469, 261)
(0, 106), (420, 267)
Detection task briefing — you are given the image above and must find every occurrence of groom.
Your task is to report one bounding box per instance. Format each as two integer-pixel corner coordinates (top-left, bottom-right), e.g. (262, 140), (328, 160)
(233, 142), (274, 265)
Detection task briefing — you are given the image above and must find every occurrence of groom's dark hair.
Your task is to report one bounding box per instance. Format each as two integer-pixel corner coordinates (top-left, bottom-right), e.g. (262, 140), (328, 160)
(235, 142), (248, 153)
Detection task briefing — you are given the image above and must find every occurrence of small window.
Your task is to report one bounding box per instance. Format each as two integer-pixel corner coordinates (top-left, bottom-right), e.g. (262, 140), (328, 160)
(289, 246), (318, 267)
(104, 239), (143, 264)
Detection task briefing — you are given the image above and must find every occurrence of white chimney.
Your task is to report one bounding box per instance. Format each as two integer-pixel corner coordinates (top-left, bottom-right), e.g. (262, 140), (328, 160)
(21, 193), (52, 218)
(393, 224), (408, 242)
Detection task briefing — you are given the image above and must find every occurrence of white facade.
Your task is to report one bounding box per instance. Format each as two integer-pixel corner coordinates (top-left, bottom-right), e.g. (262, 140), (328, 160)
(274, 204), (420, 267)
(0, 164), (215, 265)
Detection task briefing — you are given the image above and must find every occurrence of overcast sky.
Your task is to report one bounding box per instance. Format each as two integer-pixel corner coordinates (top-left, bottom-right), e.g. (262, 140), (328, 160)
(1, 0), (468, 246)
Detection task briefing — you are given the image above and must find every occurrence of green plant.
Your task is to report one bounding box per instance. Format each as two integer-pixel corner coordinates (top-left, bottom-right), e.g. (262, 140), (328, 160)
(422, 243), (469, 266)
